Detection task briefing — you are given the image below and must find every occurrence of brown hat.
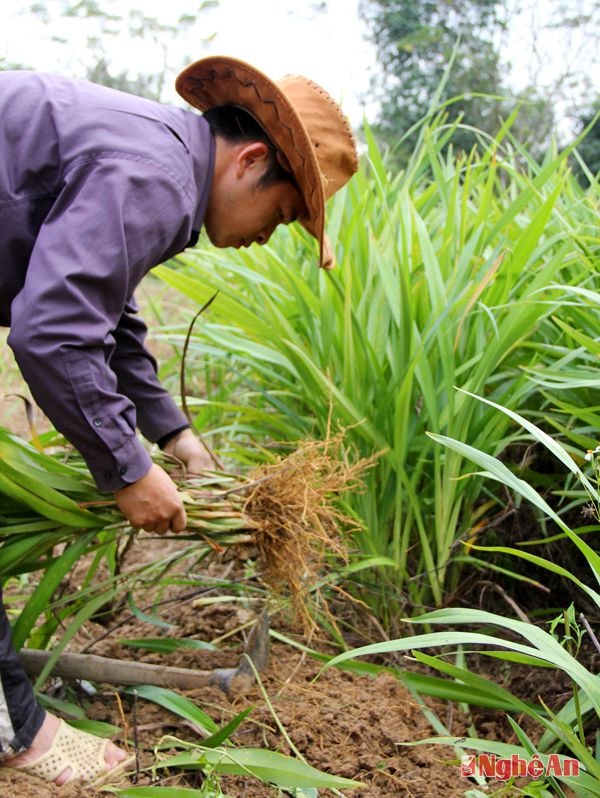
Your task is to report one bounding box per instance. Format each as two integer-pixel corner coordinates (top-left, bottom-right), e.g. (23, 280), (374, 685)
(175, 56), (359, 269)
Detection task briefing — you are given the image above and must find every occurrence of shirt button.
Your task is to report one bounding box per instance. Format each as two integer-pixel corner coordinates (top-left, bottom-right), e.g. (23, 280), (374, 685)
(119, 466), (127, 476)
(93, 418), (103, 427)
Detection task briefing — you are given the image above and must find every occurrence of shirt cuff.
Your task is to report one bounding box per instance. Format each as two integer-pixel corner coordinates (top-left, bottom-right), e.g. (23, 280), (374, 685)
(92, 435), (153, 492)
(136, 396), (190, 445)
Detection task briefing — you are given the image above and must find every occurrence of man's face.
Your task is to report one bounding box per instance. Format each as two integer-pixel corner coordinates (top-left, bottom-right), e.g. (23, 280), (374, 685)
(204, 141), (307, 250)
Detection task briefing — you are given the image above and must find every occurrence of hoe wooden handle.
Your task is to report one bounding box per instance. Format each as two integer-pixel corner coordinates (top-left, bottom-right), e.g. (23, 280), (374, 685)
(20, 649), (212, 690)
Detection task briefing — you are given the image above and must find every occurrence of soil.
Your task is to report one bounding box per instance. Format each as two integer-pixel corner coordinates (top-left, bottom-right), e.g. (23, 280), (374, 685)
(1, 531), (586, 798)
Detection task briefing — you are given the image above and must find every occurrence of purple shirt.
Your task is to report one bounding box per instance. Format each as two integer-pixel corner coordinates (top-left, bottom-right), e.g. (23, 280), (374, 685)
(0, 71), (214, 490)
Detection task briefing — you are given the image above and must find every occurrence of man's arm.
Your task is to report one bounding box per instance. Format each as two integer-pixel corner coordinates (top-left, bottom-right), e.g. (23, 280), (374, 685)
(8, 156), (195, 531)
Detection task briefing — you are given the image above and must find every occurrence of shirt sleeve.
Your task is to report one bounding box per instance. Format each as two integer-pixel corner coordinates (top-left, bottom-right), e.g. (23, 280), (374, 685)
(110, 298), (189, 443)
(8, 155), (193, 491)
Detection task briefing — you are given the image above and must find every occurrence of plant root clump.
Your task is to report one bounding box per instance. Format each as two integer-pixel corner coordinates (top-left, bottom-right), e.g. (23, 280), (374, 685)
(242, 433), (374, 628)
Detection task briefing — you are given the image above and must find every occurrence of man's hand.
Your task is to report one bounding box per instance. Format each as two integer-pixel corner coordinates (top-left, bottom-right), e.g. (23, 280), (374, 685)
(163, 428), (217, 474)
(114, 464), (186, 534)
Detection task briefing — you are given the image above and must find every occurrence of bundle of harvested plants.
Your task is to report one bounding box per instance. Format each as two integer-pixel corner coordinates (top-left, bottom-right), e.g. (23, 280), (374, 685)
(0, 426), (370, 624)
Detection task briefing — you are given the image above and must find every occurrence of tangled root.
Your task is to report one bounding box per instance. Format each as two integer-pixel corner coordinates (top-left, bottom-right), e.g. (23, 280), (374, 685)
(243, 432), (374, 629)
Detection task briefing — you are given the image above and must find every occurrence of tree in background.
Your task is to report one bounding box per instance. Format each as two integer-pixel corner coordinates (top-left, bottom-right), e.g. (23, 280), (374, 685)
(359, 0), (600, 168)
(4, 1), (217, 100)
(509, 0), (600, 181)
(358, 0), (516, 163)
(510, 1), (600, 119)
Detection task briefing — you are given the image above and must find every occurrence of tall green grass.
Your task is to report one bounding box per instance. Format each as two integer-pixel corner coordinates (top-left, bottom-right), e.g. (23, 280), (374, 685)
(322, 401), (600, 797)
(155, 118), (598, 612)
(156, 117), (598, 611)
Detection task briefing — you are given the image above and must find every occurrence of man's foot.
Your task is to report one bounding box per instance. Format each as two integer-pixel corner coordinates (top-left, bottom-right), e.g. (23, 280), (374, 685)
(1, 712), (131, 785)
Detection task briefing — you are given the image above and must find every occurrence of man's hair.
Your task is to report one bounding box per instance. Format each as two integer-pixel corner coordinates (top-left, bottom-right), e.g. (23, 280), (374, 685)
(203, 105), (297, 190)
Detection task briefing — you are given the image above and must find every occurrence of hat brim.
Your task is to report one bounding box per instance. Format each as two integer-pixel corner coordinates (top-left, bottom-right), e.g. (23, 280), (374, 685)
(176, 56), (327, 268)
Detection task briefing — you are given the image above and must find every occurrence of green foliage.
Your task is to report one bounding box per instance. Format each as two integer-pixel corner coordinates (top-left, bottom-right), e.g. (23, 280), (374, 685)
(146, 746), (361, 790)
(0, 61), (597, 791)
(157, 115), (597, 612)
(428, 391), (600, 615)
(389, 394), (600, 795)
(325, 402), (600, 793)
(119, 637), (218, 653)
(0, 57), (26, 71)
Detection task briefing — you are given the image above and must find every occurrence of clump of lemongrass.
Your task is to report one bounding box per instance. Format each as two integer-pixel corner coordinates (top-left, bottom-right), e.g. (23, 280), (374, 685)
(0, 426), (373, 627)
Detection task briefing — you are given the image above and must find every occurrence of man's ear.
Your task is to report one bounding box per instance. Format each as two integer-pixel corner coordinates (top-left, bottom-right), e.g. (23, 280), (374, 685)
(235, 141), (269, 178)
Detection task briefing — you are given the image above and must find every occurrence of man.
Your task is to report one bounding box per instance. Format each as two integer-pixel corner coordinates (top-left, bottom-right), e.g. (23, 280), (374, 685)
(0, 57), (358, 785)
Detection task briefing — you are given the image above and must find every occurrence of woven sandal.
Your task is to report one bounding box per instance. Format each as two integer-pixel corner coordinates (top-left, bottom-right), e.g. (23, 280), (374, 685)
(5, 719), (135, 787)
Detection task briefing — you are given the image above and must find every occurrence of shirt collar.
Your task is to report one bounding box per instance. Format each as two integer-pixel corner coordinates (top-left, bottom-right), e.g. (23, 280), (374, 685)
(186, 114), (215, 233)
